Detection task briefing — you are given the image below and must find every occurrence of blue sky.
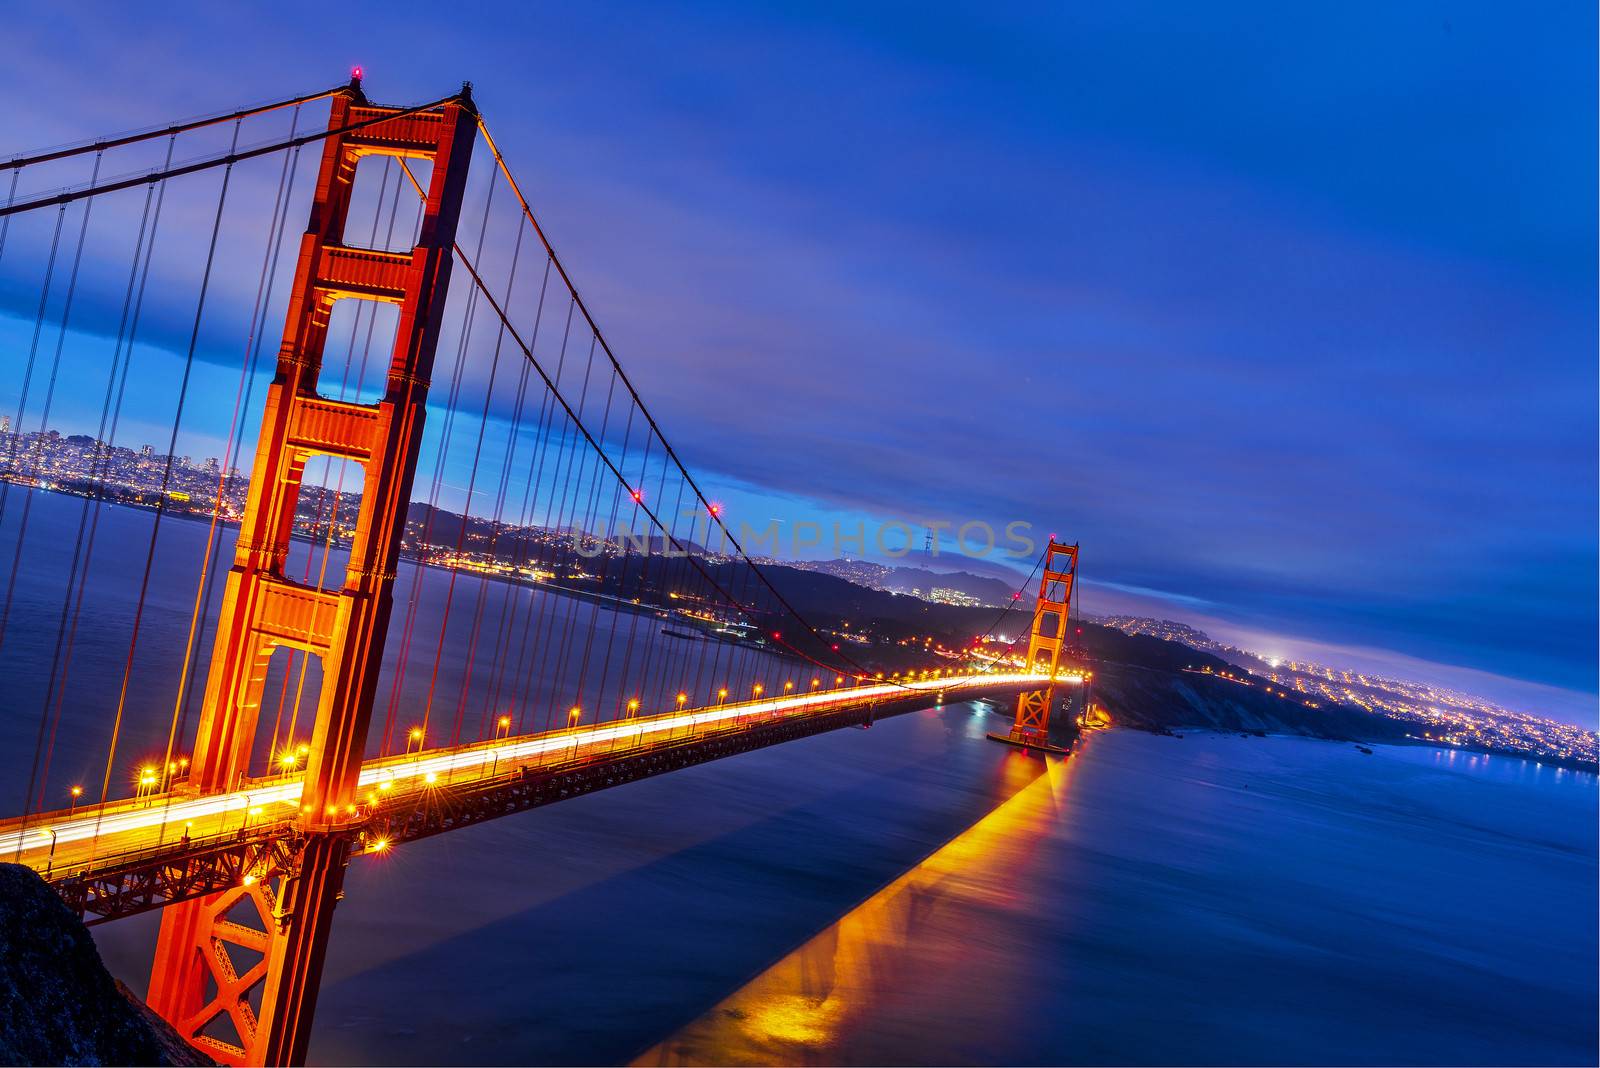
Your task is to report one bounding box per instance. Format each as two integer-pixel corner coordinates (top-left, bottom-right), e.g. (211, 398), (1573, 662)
(0, 2), (1594, 722)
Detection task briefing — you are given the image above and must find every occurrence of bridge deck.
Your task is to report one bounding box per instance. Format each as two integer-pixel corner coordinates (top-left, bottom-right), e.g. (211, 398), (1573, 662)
(1, 673), (1042, 921)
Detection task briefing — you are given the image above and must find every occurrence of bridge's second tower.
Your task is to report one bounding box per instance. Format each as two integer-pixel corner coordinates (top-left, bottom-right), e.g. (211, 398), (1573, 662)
(994, 540), (1079, 750)
(146, 79), (475, 1066)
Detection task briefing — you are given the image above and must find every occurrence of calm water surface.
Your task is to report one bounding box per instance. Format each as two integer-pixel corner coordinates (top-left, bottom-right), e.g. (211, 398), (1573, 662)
(92, 710), (1597, 1066)
(5, 491), (1592, 1065)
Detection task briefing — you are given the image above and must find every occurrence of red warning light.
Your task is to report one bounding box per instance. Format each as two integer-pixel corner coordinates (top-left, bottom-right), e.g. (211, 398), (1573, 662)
(352, 65), (364, 81)
(630, 488), (643, 503)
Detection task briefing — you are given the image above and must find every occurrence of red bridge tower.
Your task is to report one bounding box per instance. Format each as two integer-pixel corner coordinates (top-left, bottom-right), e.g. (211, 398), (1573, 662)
(991, 540), (1080, 751)
(145, 79), (475, 1066)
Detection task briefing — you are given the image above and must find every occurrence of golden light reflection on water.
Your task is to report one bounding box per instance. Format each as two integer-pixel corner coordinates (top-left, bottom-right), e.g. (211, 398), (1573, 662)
(634, 749), (1077, 1066)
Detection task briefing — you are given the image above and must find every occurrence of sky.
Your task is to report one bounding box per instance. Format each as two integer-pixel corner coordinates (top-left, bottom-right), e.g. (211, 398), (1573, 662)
(0, 2), (1594, 724)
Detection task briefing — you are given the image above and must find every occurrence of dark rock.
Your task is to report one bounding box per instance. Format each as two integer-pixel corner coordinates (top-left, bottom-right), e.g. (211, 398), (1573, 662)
(0, 863), (212, 1066)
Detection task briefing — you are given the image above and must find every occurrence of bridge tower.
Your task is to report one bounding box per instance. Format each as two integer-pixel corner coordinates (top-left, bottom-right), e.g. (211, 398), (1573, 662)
(146, 79), (475, 1066)
(992, 540), (1079, 750)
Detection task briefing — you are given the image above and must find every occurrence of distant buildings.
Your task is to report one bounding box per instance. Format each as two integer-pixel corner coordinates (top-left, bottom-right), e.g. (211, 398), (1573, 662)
(1093, 614), (1597, 767)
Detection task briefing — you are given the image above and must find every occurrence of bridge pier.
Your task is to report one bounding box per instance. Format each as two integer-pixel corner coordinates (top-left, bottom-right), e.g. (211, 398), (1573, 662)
(148, 834), (349, 1066)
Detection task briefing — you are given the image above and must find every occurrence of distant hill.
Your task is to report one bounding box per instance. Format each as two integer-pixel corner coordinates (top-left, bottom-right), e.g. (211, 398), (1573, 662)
(878, 565), (1017, 606)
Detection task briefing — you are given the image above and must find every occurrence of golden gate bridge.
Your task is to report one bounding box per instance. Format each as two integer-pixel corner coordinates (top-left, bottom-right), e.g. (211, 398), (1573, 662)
(0, 76), (1082, 1066)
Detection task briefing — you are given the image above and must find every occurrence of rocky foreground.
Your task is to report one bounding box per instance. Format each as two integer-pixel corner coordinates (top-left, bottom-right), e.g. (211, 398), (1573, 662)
(0, 864), (211, 1066)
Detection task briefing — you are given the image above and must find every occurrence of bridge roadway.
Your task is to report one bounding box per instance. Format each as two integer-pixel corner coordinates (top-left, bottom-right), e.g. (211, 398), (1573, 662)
(1, 672), (1045, 921)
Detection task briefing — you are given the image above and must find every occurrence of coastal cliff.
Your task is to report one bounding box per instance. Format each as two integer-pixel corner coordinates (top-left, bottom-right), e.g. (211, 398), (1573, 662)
(0, 864), (211, 1066)
(1091, 661), (1411, 742)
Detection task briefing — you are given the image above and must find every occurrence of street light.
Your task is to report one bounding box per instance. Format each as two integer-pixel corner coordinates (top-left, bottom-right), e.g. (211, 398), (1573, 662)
(718, 688), (728, 706)
(626, 698), (640, 719)
(68, 785), (82, 816)
(568, 705), (582, 728)
(407, 726), (423, 755)
(497, 714), (512, 739)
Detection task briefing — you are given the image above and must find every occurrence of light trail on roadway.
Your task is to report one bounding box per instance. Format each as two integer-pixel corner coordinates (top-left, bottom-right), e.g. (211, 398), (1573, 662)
(1, 672), (1049, 869)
